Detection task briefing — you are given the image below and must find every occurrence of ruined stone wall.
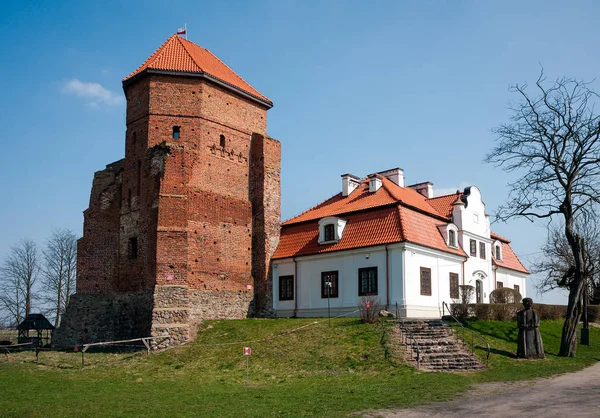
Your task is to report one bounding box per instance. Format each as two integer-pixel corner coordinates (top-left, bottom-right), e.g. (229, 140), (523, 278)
(76, 160), (123, 294)
(249, 134), (281, 314)
(53, 292), (153, 348)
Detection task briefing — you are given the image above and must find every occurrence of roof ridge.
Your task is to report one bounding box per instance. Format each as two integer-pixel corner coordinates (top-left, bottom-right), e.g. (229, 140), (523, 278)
(282, 192), (345, 225)
(396, 205), (407, 241)
(123, 34), (176, 81)
(193, 40), (267, 101)
(427, 191), (461, 201)
(176, 35), (203, 73)
(381, 176), (448, 219)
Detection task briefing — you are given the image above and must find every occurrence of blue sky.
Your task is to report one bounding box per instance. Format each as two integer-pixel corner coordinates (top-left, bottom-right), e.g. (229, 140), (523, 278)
(2, 0), (600, 304)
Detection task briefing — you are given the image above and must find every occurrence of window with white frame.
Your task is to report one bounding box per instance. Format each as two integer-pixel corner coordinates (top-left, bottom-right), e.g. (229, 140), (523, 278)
(446, 224), (458, 248)
(318, 216), (347, 244)
(494, 240), (503, 260)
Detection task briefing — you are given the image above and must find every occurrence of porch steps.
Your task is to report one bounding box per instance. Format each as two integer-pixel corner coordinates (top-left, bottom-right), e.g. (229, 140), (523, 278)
(399, 319), (486, 372)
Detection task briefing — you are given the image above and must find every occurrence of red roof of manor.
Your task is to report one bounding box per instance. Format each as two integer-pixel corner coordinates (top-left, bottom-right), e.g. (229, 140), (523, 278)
(426, 192), (462, 219)
(282, 176), (444, 226)
(274, 178), (468, 259)
(123, 35), (272, 106)
(491, 235), (529, 274)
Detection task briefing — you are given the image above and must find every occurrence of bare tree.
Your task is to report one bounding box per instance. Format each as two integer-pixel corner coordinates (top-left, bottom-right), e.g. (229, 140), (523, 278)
(0, 239), (40, 326)
(533, 215), (600, 304)
(42, 229), (78, 327)
(485, 71), (600, 357)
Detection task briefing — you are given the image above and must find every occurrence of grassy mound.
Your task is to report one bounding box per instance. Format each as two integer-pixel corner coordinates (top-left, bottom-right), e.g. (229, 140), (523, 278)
(0, 318), (598, 417)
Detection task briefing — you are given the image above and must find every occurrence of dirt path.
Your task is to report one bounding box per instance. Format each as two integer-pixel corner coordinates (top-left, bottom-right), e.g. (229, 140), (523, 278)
(360, 361), (600, 418)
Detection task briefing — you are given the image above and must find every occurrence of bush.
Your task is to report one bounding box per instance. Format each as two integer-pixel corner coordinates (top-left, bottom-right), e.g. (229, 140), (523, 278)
(489, 288), (522, 304)
(472, 303), (520, 321)
(535, 303), (567, 320)
(359, 296), (381, 324)
(469, 302), (566, 321)
(450, 285), (475, 320)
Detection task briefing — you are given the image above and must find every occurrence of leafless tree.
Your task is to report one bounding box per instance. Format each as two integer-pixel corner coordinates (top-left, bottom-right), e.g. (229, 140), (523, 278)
(533, 214), (600, 304)
(0, 239), (40, 326)
(42, 229), (78, 328)
(485, 70), (600, 357)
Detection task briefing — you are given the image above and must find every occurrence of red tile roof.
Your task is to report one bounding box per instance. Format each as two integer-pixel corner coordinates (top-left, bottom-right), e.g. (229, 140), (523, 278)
(276, 177), (529, 273)
(398, 206), (466, 257)
(493, 242), (529, 274)
(283, 176), (444, 226)
(274, 177), (469, 259)
(426, 192), (462, 219)
(273, 206), (404, 259)
(123, 35), (271, 106)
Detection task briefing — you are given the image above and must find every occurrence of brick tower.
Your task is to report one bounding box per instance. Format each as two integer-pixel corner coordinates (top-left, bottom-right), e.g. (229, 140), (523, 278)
(55, 35), (281, 347)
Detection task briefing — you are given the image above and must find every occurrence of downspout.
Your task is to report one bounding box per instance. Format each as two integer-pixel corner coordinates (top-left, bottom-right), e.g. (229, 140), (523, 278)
(402, 248), (407, 317)
(293, 257), (298, 318)
(437, 256), (441, 316)
(385, 245), (390, 310)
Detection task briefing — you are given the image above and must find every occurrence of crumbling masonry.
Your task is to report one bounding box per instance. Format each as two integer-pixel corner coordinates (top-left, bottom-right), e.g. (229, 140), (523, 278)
(54, 35), (280, 347)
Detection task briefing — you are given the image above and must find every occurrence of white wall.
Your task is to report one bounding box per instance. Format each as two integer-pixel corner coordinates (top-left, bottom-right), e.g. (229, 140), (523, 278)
(273, 246), (392, 317)
(454, 186), (495, 303)
(273, 243), (465, 318)
(402, 243), (464, 317)
(494, 268), (527, 299)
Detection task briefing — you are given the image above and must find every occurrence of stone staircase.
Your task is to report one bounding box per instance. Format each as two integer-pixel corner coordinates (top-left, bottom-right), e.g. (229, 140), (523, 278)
(399, 319), (486, 372)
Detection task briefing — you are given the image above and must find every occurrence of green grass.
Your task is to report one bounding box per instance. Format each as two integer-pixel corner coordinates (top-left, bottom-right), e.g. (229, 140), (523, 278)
(1, 318), (599, 417)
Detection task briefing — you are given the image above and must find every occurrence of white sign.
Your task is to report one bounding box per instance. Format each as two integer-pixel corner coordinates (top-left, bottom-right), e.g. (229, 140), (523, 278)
(243, 347), (251, 356)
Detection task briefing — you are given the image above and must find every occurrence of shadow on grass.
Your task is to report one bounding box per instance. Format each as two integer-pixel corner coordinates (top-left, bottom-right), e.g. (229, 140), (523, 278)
(487, 347), (516, 358)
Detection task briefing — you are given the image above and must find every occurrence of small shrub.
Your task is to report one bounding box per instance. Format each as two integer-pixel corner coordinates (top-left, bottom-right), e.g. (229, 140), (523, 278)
(535, 303), (567, 320)
(472, 303), (520, 321)
(489, 288), (522, 304)
(359, 296), (381, 324)
(451, 285), (475, 320)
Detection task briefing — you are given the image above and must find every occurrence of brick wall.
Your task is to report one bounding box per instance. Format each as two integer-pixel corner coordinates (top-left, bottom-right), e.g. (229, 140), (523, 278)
(62, 67), (280, 347)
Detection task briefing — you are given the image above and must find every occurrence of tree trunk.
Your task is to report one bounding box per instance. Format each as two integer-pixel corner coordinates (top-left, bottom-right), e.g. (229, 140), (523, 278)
(559, 198), (585, 357)
(559, 277), (584, 356)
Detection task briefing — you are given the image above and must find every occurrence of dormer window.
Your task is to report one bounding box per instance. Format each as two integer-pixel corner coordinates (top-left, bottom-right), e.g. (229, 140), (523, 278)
(446, 224), (458, 248)
(448, 229), (456, 247)
(324, 224), (335, 241)
(318, 216), (347, 244)
(494, 240), (503, 260)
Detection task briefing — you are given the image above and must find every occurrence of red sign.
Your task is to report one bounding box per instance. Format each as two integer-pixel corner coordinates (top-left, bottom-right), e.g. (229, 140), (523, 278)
(243, 347), (251, 356)
(166, 274), (174, 281)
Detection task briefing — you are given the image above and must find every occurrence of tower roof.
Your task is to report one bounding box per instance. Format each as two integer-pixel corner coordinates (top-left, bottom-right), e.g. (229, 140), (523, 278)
(123, 35), (272, 108)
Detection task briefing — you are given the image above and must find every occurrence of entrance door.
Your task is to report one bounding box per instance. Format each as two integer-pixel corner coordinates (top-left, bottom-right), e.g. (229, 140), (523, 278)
(476, 280), (483, 303)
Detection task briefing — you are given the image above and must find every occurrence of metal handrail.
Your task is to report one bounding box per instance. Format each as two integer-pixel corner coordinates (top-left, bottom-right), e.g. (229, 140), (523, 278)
(442, 301), (490, 365)
(396, 303), (420, 369)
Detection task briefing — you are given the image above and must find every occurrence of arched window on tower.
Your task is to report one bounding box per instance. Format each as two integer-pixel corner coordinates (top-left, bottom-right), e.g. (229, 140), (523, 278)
(220, 134), (226, 148)
(173, 126), (180, 139)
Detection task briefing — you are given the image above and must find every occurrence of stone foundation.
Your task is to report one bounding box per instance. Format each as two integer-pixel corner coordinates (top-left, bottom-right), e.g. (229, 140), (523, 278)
(150, 285), (254, 348)
(56, 286), (255, 349)
(53, 292), (153, 348)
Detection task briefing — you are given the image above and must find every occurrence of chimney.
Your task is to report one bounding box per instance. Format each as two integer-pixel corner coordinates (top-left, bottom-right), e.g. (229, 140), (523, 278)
(368, 175), (382, 193)
(409, 182), (434, 198)
(377, 167), (404, 187)
(341, 173), (361, 197)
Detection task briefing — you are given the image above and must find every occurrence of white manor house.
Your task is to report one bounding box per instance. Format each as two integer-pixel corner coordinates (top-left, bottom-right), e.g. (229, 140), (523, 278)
(272, 168), (528, 318)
